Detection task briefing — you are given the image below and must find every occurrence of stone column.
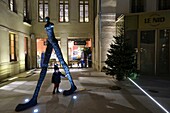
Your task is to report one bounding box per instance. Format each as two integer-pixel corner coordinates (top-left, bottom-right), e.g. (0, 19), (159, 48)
(100, 0), (117, 71)
(101, 15), (116, 69)
(60, 34), (68, 64)
(30, 34), (36, 69)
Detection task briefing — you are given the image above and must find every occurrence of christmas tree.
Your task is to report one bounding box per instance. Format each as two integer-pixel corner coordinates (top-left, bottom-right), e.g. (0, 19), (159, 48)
(103, 28), (137, 81)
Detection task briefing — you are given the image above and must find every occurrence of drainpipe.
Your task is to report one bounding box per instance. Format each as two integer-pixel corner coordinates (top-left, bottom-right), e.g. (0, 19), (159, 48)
(99, 0), (102, 71)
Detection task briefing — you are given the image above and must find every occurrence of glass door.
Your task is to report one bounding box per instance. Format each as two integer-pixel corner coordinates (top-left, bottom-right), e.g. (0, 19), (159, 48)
(158, 29), (169, 75)
(140, 30), (155, 75)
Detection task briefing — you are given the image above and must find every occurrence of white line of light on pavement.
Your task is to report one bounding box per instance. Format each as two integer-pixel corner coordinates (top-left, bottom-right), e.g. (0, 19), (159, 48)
(128, 77), (169, 113)
(8, 77), (18, 81)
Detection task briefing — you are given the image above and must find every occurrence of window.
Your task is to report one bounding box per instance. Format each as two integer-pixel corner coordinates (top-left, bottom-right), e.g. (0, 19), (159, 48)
(23, 0), (28, 17)
(125, 30), (137, 48)
(79, 0), (89, 23)
(59, 0), (69, 22)
(9, 33), (17, 62)
(131, 0), (145, 13)
(23, 0), (31, 24)
(9, 0), (17, 12)
(140, 30), (155, 74)
(38, 0), (49, 22)
(159, 29), (169, 74)
(158, 0), (170, 10)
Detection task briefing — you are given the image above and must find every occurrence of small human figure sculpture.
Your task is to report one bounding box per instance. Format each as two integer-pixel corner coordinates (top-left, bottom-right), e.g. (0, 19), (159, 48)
(15, 17), (77, 112)
(52, 64), (65, 94)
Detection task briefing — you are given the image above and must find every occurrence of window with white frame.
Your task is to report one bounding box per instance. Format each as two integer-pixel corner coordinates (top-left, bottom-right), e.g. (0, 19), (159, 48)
(23, 0), (28, 17)
(9, 0), (17, 12)
(79, 0), (89, 23)
(38, 0), (49, 22)
(23, 0), (31, 23)
(59, 0), (69, 22)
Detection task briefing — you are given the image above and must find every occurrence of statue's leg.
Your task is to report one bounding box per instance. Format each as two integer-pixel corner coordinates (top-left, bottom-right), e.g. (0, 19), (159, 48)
(15, 41), (53, 112)
(51, 39), (77, 96)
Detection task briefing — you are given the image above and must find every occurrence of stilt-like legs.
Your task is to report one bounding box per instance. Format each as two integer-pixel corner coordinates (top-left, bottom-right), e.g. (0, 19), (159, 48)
(50, 38), (77, 96)
(15, 38), (77, 111)
(15, 41), (53, 112)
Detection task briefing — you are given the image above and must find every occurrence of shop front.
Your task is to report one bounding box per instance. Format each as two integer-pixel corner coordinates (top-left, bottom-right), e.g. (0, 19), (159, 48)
(36, 38), (92, 68)
(125, 11), (170, 76)
(68, 39), (92, 68)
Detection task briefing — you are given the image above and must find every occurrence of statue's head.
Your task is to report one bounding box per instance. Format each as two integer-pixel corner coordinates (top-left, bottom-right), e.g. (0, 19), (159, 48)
(45, 17), (50, 22)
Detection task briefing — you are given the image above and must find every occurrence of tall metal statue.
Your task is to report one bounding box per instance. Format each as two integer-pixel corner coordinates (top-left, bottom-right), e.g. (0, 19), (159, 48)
(15, 17), (77, 112)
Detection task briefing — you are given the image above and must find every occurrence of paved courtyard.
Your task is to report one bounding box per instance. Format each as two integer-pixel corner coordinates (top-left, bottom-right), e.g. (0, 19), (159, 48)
(0, 68), (169, 113)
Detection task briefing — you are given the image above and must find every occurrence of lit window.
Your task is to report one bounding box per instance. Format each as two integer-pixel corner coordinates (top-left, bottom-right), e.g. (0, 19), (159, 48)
(59, 0), (69, 22)
(23, 0), (31, 24)
(9, 33), (17, 62)
(9, 0), (14, 11)
(79, 0), (89, 23)
(9, 0), (16, 12)
(44, 1), (49, 18)
(23, 0), (27, 17)
(38, 0), (49, 22)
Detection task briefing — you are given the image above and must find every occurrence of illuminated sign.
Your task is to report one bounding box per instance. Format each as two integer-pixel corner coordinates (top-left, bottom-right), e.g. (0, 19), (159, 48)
(74, 41), (86, 45)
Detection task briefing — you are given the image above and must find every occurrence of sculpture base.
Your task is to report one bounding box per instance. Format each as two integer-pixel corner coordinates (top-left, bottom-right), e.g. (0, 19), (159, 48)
(15, 99), (37, 112)
(63, 85), (77, 96)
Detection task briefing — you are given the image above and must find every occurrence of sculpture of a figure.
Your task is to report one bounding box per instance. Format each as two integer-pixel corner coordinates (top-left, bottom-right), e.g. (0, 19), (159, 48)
(15, 17), (77, 112)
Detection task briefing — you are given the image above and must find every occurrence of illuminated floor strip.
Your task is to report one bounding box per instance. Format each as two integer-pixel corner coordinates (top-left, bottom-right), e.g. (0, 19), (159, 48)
(8, 77), (18, 81)
(128, 77), (169, 113)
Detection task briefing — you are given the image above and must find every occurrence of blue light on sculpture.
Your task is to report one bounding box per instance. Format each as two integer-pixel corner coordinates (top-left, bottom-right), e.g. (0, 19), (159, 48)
(15, 17), (77, 112)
